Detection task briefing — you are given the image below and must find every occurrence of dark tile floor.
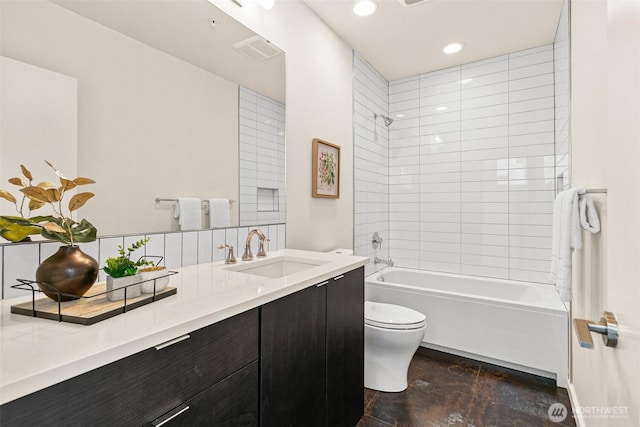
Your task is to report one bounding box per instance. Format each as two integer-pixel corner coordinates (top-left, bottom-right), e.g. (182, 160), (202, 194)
(358, 347), (576, 427)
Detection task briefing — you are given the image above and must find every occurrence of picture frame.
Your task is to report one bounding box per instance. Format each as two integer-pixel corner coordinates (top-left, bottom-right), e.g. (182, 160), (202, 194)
(312, 138), (340, 198)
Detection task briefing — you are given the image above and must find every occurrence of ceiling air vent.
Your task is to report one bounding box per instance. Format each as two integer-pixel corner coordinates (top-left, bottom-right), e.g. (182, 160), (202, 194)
(398, 0), (427, 6)
(233, 35), (282, 61)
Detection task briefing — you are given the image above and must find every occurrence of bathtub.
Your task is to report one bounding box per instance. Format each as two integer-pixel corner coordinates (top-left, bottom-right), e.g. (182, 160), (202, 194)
(365, 267), (568, 387)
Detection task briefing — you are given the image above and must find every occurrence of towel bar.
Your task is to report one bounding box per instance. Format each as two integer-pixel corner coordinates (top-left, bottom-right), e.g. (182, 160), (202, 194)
(155, 197), (235, 204)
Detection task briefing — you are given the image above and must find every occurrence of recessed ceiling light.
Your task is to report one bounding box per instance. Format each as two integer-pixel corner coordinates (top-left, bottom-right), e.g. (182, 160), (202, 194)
(353, 0), (377, 16)
(459, 78), (473, 85)
(443, 42), (464, 54)
(435, 105), (448, 112)
(395, 113), (406, 118)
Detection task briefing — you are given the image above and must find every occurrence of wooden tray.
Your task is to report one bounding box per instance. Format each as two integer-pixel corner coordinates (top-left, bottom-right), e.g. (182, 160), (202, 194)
(11, 282), (177, 326)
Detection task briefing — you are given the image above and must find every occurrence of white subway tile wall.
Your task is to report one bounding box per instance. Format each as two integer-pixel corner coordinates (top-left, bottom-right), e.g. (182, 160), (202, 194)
(353, 52), (390, 276)
(392, 45), (555, 282)
(239, 87), (286, 226)
(554, 0), (571, 191)
(1, 223), (285, 299)
(354, 45), (557, 283)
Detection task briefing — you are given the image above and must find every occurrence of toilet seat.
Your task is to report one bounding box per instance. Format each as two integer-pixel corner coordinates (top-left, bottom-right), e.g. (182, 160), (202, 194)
(365, 301), (426, 330)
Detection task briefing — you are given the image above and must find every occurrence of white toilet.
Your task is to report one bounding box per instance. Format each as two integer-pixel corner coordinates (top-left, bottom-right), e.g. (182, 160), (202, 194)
(364, 301), (427, 392)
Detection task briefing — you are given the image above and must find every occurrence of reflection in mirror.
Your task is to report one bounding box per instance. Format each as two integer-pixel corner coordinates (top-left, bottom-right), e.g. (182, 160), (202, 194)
(0, 0), (285, 237)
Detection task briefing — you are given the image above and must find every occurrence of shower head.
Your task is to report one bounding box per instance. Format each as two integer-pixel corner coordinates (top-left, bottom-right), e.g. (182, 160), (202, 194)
(374, 113), (394, 127)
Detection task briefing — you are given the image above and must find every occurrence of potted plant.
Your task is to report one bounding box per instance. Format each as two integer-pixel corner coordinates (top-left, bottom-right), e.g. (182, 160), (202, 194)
(103, 238), (152, 301)
(0, 162), (98, 301)
(138, 258), (171, 294)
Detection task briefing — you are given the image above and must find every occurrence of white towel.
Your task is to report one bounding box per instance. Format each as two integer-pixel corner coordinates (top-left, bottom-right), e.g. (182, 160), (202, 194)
(207, 198), (231, 228)
(579, 194), (601, 233)
(174, 197), (202, 230)
(550, 188), (583, 302)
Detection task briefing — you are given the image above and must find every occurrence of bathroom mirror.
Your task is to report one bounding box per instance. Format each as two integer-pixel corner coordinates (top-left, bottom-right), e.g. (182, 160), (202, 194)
(0, 0), (285, 236)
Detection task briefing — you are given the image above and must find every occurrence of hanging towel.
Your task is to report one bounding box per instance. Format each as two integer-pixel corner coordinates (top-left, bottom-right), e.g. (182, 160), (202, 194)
(550, 188), (584, 302)
(579, 194), (601, 233)
(174, 198), (202, 230)
(208, 198), (231, 228)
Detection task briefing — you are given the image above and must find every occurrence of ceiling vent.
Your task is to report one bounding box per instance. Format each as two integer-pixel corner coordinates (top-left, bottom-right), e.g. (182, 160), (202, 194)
(398, 0), (427, 6)
(233, 35), (282, 61)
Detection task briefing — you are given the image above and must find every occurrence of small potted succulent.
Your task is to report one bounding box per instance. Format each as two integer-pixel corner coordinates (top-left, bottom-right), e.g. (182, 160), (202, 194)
(138, 258), (171, 294)
(103, 238), (152, 301)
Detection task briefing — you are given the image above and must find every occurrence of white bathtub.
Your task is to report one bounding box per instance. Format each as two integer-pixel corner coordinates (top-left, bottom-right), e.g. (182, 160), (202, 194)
(365, 267), (568, 387)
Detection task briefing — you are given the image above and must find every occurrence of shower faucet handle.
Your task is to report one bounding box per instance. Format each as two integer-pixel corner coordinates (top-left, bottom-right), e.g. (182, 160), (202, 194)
(371, 232), (383, 249)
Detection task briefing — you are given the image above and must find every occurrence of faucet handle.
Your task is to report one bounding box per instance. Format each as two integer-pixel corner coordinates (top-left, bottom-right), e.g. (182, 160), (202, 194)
(217, 244), (237, 264)
(257, 238), (270, 258)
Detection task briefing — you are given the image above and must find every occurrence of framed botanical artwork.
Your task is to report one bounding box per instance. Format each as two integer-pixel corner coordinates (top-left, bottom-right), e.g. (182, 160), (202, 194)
(312, 138), (340, 198)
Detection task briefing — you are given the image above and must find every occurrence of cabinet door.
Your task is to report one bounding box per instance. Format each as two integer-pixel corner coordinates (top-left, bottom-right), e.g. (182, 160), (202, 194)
(149, 361), (259, 427)
(260, 284), (327, 427)
(326, 267), (364, 427)
(1, 308), (259, 426)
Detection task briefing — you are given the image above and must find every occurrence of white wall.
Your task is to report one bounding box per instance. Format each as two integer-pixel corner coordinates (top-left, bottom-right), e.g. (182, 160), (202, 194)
(211, 1), (354, 252)
(0, 56), (78, 221)
(1, 0), (239, 235)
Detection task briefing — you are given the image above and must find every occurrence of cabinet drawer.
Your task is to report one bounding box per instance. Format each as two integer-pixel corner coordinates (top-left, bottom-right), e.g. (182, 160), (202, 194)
(149, 361), (259, 427)
(1, 308), (259, 427)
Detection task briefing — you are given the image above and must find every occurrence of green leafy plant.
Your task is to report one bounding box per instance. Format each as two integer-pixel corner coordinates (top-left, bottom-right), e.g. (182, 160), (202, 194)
(103, 238), (153, 278)
(0, 161), (97, 245)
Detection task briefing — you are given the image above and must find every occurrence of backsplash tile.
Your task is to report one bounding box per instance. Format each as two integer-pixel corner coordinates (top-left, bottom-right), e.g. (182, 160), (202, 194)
(1, 223), (285, 299)
(181, 231), (199, 267)
(197, 230), (213, 264)
(3, 243), (41, 298)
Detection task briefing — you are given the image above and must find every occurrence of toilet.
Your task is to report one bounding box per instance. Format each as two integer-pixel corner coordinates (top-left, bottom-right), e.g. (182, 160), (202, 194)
(364, 301), (427, 392)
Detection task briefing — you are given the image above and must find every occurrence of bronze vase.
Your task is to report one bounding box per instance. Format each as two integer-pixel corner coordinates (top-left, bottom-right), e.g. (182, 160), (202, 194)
(36, 246), (99, 302)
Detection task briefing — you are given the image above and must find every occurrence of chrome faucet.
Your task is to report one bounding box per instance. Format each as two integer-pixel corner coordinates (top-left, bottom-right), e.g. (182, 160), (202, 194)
(374, 257), (394, 267)
(242, 229), (269, 261)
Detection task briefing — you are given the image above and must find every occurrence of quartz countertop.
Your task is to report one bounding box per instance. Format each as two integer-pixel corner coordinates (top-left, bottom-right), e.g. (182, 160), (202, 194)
(0, 249), (368, 405)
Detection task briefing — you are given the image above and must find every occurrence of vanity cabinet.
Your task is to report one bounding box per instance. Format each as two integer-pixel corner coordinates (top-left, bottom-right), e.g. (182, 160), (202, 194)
(260, 267), (364, 427)
(1, 308), (259, 427)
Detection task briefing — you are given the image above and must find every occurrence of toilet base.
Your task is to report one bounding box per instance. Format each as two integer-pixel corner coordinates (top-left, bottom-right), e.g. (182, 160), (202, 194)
(364, 324), (425, 392)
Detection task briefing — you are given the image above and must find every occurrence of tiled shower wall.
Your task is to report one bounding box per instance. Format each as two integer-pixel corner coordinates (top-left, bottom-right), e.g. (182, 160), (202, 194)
(388, 45), (555, 283)
(238, 86), (286, 226)
(353, 52), (390, 275)
(1, 223), (285, 299)
(554, 0), (571, 191)
(354, 44), (558, 283)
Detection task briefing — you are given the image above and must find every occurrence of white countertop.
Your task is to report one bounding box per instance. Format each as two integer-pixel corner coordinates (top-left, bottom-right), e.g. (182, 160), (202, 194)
(0, 249), (368, 405)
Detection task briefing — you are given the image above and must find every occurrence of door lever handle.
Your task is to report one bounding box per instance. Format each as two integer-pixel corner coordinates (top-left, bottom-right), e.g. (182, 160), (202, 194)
(574, 311), (618, 349)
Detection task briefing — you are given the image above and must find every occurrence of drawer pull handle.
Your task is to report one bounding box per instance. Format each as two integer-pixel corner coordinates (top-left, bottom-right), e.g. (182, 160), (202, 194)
(316, 281), (329, 287)
(152, 404), (190, 426)
(154, 334), (190, 351)
(333, 275), (345, 281)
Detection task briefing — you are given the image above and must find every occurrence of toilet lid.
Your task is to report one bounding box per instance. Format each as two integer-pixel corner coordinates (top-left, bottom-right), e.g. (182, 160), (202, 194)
(365, 301), (426, 330)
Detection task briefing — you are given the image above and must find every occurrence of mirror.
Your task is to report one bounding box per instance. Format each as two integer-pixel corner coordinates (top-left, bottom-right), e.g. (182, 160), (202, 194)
(0, 0), (285, 236)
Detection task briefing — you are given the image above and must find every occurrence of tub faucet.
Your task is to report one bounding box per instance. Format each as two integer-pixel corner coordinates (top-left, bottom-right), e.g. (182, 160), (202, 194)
(374, 257), (394, 267)
(242, 229), (269, 261)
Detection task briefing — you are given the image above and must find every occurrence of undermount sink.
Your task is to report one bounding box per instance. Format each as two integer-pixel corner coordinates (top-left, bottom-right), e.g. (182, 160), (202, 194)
(224, 256), (329, 279)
